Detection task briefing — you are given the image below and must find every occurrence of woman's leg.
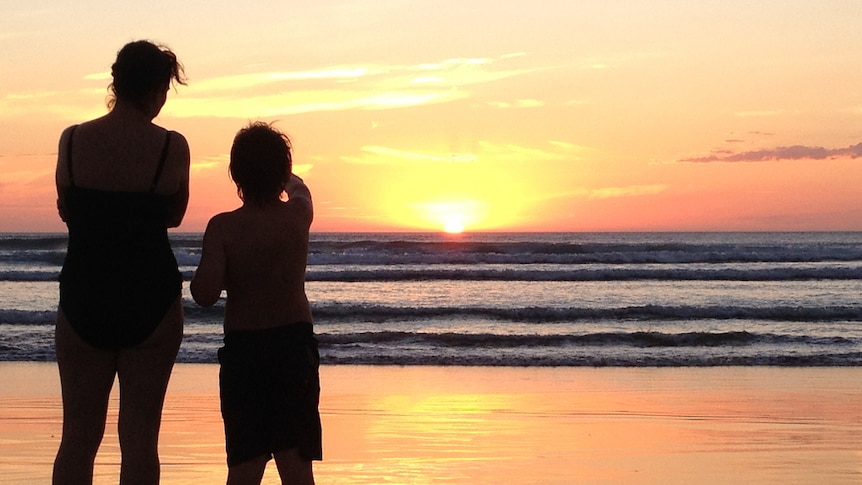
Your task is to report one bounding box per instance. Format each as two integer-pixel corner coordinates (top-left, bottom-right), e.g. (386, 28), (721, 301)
(52, 309), (119, 485)
(274, 448), (315, 485)
(115, 296), (183, 485)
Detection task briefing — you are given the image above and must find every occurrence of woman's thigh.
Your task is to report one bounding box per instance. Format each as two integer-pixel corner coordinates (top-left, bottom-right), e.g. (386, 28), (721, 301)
(55, 308), (118, 437)
(116, 295), (183, 430)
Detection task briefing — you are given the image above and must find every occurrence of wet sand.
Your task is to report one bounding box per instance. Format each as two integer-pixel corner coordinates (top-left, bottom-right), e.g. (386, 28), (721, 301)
(1, 363), (861, 484)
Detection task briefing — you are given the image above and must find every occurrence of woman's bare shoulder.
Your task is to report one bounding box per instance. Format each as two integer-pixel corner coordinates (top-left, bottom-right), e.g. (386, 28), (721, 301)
(165, 130), (190, 160)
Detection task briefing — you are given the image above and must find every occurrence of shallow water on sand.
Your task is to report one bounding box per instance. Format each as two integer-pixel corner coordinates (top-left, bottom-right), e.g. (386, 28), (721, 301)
(1, 363), (862, 484)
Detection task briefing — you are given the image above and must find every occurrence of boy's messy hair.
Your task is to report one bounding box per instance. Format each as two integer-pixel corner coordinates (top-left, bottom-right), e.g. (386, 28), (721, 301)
(229, 121), (292, 205)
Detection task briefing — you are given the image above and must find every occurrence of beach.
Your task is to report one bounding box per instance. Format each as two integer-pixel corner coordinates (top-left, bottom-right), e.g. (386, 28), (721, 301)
(1, 363), (861, 484)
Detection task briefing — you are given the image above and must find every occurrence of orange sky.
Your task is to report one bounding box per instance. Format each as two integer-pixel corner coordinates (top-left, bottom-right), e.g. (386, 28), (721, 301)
(1, 1), (861, 233)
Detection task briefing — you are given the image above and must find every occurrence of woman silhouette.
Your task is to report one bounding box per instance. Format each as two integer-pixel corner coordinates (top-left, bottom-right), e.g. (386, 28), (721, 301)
(53, 40), (190, 484)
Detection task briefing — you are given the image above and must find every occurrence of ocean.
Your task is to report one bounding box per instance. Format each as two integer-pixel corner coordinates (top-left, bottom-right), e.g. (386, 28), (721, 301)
(2, 231), (862, 366)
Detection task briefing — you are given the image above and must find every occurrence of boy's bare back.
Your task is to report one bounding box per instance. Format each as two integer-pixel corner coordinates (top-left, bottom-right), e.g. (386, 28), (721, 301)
(191, 176), (313, 332)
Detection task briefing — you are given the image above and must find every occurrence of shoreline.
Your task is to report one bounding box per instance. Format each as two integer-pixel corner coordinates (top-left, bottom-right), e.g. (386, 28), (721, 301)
(1, 363), (861, 484)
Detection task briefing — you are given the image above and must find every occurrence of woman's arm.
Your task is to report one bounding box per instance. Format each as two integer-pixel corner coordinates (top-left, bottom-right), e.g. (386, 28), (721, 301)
(165, 132), (191, 228)
(165, 181), (189, 228)
(190, 216), (227, 307)
(55, 126), (75, 222)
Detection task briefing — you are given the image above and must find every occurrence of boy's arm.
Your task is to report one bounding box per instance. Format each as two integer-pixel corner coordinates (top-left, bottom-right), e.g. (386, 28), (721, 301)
(285, 174), (313, 224)
(190, 216), (227, 307)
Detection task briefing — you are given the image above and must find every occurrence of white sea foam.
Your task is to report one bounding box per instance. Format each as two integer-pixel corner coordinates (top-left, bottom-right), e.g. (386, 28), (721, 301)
(2, 232), (862, 366)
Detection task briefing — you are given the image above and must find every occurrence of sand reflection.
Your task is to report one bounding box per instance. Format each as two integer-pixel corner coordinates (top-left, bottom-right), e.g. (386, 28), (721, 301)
(1, 364), (862, 484)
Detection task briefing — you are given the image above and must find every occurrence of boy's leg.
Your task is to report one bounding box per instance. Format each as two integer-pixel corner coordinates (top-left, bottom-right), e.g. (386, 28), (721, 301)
(227, 456), (269, 485)
(274, 448), (315, 485)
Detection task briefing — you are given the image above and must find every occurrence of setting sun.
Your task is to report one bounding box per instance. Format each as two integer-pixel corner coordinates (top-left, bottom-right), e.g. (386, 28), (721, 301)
(412, 200), (482, 233)
(443, 219), (465, 234)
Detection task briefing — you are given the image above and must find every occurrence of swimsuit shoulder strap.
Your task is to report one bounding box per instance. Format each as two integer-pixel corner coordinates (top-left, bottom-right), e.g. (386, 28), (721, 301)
(66, 125), (79, 187)
(149, 130), (173, 193)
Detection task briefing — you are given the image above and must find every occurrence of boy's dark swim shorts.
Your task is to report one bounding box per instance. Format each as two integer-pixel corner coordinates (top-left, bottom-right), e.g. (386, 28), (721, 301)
(218, 322), (322, 466)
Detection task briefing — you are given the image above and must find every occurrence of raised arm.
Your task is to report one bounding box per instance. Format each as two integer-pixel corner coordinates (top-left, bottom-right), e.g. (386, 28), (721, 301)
(285, 174), (313, 224)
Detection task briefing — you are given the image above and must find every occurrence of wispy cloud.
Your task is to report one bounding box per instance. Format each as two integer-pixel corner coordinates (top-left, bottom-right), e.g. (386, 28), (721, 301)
(363, 146), (477, 163)
(83, 71), (111, 81)
(680, 143), (862, 163)
(0, 54), (541, 121)
(485, 99), (545, 109)
(188, 68), (373, 93)
(0, 88), (106, 120)
(167, 89), (462, 118)
(588, 184), (666, 199)
(190, 155), (227, 172)
(162, 55), (540, 118)
(477, 140), (583, 162)
(343, 146), (477, 165)
(536, 184), (667, 202)
(342, 139), (584, 166)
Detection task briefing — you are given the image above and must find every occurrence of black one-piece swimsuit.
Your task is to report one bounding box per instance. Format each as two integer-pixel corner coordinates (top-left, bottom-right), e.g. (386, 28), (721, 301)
(59, 126), (182, 350)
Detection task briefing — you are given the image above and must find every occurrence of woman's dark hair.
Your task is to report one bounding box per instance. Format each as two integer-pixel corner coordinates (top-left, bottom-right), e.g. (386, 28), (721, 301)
(108, 40), (186, 110)
(229, 122), (293, 205)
